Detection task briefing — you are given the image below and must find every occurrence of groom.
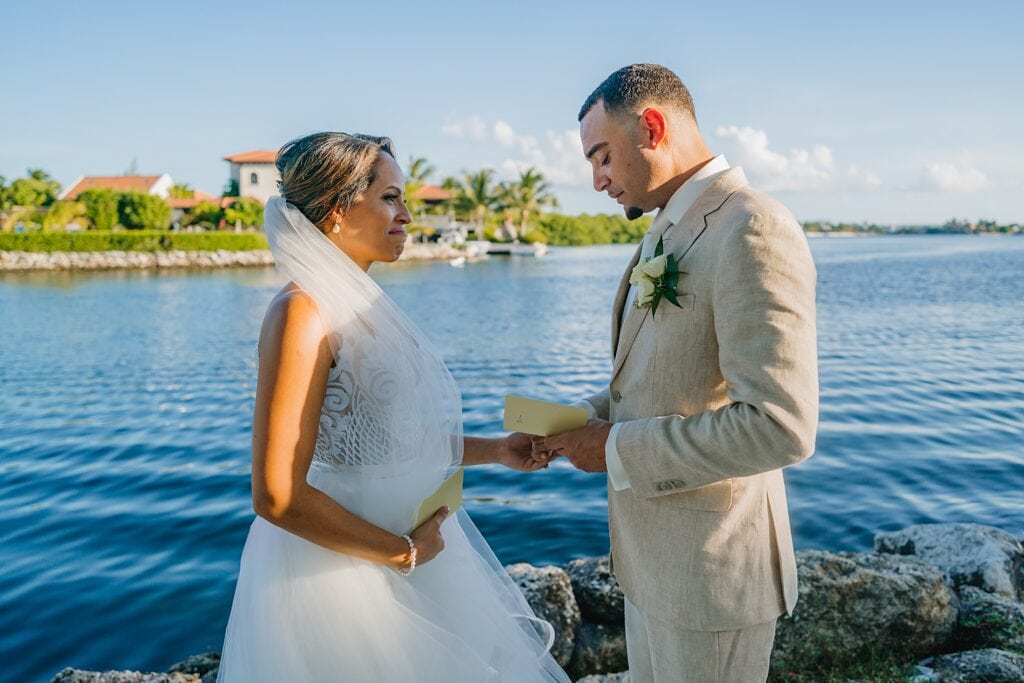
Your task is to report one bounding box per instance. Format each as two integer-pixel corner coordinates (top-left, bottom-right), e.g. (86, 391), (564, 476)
(535, 64), (818, 682)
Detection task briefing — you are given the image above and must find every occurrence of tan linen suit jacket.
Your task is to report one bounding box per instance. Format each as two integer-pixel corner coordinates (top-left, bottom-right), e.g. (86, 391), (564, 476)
(584, 167), (818, 631)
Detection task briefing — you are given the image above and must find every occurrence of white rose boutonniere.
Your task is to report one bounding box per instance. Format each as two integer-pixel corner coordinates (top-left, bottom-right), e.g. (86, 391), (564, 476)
(629, 236), (683, 315)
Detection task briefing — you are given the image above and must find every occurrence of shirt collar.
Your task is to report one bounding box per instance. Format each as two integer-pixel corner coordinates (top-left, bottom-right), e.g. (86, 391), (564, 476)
(656, 154), (731, 229)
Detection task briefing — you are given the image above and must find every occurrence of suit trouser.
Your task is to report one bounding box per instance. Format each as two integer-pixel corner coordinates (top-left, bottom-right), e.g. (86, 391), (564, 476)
(624, 597), (777, 683)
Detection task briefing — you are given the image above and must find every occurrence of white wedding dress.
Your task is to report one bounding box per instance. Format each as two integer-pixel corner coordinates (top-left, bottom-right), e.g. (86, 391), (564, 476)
(217, 197), (569, 683)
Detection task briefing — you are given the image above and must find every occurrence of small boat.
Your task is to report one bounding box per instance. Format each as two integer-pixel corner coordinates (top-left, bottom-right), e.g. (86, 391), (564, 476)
(449, 256), (466, 268)
(464, 241), (491, 258)
(483, 241), (549, 257)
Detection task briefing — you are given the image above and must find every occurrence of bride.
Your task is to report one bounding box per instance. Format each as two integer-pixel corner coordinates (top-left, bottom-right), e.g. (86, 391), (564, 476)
(217, 132), (569, 682)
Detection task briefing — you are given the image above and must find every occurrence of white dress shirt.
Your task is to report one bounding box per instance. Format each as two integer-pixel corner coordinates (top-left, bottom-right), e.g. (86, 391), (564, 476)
(576, 155), (731, 491)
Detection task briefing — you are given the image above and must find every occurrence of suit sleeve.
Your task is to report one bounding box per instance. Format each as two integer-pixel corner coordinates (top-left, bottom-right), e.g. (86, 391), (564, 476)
(574, 389), (611, 421)
(612, 208), (819, 499)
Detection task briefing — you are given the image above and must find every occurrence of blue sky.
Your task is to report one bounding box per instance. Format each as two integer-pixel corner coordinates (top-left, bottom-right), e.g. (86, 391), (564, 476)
(2, 0), (1021, 223)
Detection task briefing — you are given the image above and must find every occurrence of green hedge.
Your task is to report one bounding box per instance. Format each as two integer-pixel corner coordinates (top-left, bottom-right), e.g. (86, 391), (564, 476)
(534, 213), (652, 246)
(0, 231), (269, 253)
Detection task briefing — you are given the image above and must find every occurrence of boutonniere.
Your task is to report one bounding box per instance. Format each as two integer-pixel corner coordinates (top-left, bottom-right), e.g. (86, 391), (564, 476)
(629, 236), (682, 316)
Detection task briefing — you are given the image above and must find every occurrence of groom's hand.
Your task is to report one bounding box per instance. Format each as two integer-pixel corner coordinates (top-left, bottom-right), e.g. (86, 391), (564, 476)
(498, 432), (554, 472)
(534, 419), (612, 473)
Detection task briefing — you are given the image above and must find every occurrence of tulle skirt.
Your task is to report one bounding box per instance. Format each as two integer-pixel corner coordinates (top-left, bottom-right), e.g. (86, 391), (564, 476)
(218, 466), (569, 682)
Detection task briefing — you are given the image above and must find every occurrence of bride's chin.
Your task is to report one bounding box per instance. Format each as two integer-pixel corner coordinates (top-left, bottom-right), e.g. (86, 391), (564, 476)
(384, 244), (404, 261)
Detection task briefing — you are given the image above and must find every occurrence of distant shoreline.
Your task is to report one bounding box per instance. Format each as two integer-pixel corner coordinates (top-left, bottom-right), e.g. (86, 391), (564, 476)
(0, 242), (465, 272)
(3, 233), (1018, 273)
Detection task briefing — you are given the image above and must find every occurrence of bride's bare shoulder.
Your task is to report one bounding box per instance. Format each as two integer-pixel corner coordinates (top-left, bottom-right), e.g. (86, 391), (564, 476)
(258, 285), (328, 361)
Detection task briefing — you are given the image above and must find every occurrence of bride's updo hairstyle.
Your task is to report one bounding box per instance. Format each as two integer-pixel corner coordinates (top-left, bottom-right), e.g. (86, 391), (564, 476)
(275, 132), (395, 233)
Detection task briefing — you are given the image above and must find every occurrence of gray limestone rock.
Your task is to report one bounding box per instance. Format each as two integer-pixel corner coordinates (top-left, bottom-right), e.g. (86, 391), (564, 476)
(952, 586), (1024, 652)
(566, 621), (628, 681)
(875, 524), (1024, 600)
(506, 562), (581, 668)
(166, 653), (219, 678)
(928, 648), (1024, 682)
(564, 555), (625, 625)
(50, 670), (198, 683)
(771, 550), (958, 673)
(574, 672), (630, 683)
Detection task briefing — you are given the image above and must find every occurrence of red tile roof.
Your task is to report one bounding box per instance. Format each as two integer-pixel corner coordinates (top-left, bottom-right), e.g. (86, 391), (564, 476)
(168, 197), (201, 209)
(63, 175), (163, 200)
(223, 150), (278, 164)
(413, 184), (453, 201)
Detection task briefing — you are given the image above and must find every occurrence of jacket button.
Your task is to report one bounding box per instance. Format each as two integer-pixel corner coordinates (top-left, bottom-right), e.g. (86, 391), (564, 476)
(611, 390), (622, 402)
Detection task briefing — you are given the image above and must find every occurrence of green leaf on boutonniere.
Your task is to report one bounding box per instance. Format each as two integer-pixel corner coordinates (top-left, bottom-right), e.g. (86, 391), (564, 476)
(650, 291), (661, 315)
(654, 235), (664, 258)
(663, 287), (680, 307)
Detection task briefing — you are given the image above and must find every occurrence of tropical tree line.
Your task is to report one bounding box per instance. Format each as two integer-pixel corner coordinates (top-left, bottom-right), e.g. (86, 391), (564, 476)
(803, 219), (1022, 235)
(405, 157), (561, 241)
(403, 157), (656, 246)
(0, 170), (263, 232)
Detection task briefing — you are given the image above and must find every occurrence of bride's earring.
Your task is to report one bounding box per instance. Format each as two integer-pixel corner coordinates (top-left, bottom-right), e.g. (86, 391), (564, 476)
(331, 224), (341, 234)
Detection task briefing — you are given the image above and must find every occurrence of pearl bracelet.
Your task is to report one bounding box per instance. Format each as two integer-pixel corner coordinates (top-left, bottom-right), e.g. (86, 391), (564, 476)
(397, 534), (417, 576)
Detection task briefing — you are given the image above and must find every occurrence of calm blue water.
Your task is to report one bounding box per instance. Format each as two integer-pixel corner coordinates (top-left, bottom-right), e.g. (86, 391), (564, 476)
(2, 236), (1023, 681)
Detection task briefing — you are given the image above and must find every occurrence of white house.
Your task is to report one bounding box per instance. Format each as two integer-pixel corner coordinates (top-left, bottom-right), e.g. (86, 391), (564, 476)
(59, 173), (174, 200)
(223, 150), (279, 204)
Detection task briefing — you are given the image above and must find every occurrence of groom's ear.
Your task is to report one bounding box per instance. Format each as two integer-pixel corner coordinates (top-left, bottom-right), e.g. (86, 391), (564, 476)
(639, 107), (668, 150)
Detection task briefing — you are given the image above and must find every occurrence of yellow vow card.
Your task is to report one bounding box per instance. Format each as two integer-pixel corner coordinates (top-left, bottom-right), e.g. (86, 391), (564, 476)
(503, 395), (588, 437)
(414, 468), (464, 528)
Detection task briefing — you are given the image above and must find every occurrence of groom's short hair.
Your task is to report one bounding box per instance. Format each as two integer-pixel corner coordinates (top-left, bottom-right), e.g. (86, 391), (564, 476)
(578, 64), (696, 123)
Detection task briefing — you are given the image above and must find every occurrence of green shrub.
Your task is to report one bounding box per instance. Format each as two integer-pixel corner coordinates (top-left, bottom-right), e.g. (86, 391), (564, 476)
(187, 201), (225, 229)
(224, 197), (264, 228)
(117, 192), (171, 230)
(534, 213), (651, 246)
(0, 231), (268, 252)
(78, 189), (120, 230)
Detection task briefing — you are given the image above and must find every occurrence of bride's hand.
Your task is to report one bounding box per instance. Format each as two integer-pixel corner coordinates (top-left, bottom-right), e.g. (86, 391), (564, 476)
(406, 506), (449, 568)
(499, 432), (555, 472)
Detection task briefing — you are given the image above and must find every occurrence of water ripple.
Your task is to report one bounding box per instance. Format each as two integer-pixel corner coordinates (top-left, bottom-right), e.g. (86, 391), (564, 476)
(1, 237), (1023, 680)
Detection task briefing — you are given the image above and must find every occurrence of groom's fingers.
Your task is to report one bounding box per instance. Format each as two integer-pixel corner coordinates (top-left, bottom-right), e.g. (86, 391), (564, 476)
(531, 438), (553, 461)
(537, 434), (569, 455)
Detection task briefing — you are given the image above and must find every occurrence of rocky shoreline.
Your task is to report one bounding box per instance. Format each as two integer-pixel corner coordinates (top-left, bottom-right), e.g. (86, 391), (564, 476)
(0, 243), (463, 272)
(51, 523), (1024, 682)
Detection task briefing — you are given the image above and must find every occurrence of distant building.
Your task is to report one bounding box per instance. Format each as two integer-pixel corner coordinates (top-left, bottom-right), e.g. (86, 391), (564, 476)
(412, 184), (453, 206)
(167, 190), (242, 225)
(59, 174), (174, 200)
(223, 150), (279, 204)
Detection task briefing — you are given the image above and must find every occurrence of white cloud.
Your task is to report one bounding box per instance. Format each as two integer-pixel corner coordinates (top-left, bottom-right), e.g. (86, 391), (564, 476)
(920, 162), (987, 192)
(442, 116), (591, 188)
(715, 125), (880, 192)
(441, 115), (488, 141)
(493, 120), (516, 147)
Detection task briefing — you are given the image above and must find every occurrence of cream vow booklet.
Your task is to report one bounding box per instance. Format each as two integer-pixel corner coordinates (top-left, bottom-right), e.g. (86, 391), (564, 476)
(503, 395), (588, 437)
(414, 468), (464, 527)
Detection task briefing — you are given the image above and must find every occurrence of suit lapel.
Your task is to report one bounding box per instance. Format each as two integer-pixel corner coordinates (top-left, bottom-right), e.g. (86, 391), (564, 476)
(608, 167), (750, 383)
(611, 244), (642, 354)
(611, 300), (649, 381)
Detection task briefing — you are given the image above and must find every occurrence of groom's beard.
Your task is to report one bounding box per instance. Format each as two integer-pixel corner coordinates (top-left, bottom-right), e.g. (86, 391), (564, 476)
(625, 206), (644, 221)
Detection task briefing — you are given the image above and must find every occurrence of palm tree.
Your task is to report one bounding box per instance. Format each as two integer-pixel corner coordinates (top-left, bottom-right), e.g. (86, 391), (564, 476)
(502, 168), (559, 241)
(408, 157), (435, 184)
(169, 183), (194, 199)
(404, 156), (436, 217)
(453, 169), (501, 237)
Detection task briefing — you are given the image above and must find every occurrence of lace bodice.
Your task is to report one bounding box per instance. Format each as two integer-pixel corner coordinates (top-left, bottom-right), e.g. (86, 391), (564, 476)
(312, 335), (427, 470)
